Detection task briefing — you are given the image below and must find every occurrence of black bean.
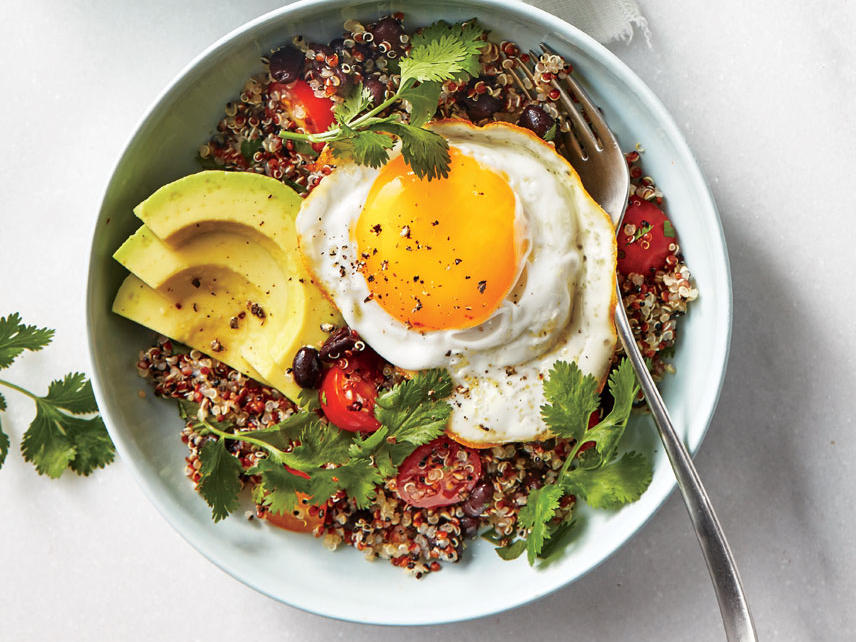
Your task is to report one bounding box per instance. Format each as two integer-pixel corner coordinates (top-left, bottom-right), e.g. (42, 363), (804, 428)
(319, 327), (358, 361)
(268, 45), (305, 83)
(460, 516), (480, 539)
(292, 346), (323, 388)
(462, 481), (493, 517)
(517, 104), (555, 138)
(464, 93), (503, 121)
(329, 37), (347, 57)
(369, 16), (405, 53)
(363, 77), (387, 106)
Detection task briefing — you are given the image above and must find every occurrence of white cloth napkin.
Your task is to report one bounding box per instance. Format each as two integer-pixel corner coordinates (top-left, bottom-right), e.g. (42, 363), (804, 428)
(522, 0), (650, 44)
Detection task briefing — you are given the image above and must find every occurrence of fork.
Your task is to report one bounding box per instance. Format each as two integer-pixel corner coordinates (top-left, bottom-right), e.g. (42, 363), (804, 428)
(510, 46), (757, 642)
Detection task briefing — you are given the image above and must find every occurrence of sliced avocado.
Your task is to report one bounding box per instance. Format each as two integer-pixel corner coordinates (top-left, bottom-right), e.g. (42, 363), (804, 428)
(113, 274), (272, 386)
(112, 171), (342, 401)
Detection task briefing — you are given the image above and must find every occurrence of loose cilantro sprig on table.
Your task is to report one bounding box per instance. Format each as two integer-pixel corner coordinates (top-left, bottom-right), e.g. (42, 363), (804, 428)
(491, 358), (654, 565)
(183, 368), (453, 522)
(0, 313), (115, 477)
(279, 21), (486, 180)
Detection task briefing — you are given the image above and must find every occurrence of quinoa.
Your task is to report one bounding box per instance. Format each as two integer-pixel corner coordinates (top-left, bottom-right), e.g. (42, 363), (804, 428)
(137, 14), (698, 577)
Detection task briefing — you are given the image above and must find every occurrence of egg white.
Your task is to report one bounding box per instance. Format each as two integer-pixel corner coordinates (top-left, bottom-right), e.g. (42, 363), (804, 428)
(297, 120), (617, 445)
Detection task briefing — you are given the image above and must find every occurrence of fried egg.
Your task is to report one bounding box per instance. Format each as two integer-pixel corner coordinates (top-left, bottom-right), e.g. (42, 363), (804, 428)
(297, 119), (617, 445)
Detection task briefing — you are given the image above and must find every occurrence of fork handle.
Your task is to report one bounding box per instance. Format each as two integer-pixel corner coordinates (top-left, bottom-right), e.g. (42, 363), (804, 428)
(614, 286), (757, 642)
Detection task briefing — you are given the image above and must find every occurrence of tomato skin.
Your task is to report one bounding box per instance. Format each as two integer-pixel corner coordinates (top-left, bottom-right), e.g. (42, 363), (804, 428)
(319, 352), (382, 432)
(261, 492), (323, 533)
(396, 437), (483, 508)
(271, 80), (335, 133)
(617, 196), (674, 276)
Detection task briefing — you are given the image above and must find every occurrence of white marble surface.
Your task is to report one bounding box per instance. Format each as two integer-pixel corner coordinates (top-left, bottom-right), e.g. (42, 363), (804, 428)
(1, 1), (854, 640)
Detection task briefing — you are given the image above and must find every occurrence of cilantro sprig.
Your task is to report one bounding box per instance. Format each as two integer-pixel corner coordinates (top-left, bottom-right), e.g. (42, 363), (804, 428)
(489, 358), (653, 564)
(279, 20), (486, 180)
(185, 368), (453, 522)
(0, 313), (115, 477)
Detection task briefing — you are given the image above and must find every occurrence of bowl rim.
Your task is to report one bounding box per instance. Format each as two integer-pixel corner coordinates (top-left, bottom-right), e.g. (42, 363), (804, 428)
(85, 0), (733, 625)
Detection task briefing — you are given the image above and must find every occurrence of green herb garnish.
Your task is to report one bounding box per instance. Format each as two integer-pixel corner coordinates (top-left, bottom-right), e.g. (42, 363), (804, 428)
(279, 21), (486, 180)
(186, 368), (453, 521)
(0, 313), (114, 477)
(492, 358), (653, 564)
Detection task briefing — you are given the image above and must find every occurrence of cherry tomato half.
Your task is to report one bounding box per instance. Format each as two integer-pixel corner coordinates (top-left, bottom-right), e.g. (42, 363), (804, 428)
(617, 196), (675, 276)
(395, 437), (483, 508)
(271, 80), (335, 134)
(261, 491), (323, 533)
(319, 352), (382, 432)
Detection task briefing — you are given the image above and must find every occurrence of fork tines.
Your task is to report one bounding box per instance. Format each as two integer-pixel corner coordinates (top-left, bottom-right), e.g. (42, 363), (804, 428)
(508, 44), (609, 162)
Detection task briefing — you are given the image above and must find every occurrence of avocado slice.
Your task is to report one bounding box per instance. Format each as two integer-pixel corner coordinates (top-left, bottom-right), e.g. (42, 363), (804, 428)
(113, 274), (272, 386)
(111, 171), (341, 401)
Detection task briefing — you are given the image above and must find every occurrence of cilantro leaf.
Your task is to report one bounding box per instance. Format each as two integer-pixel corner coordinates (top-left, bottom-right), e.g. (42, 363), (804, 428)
(376, 122), (451, 180)
(284, 419), (353, 469)
(562, 452), (653, 510)
(663, 220), (676, 238)
(543, 123), (557, 142)
(236, 409), (316, 452)
(42, 372), (99, 414)
(334, 83), (374, 124)
(540, 360), (600, 443)
(374, 369), (453, 446)
(0, 390), (5, 411)
(401, 22), (485, 85)
(399, 81), (442, 128)
(0, 416), (9, 470)
(20, 401), (77, 478)
(249, 457), (311, 515)
(347, 426), (389, 459)
(517, 484), (564, 565)
(495, 538), (527, 560)
(329, 129), (395, 168)
(581, 358), (639, 465)
(197, 439), (243, 522)
(0, 313), (54, 369)
(67, 415), (115, 475)
(305, 467), (340, 506)
(296, 387), (320, 411)
(538, 518), (579, 561)
(313, 459), (382, 509)
(240, 138), (263, 163)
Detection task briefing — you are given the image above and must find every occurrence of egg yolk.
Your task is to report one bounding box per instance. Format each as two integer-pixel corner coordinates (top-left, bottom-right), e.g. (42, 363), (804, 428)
(354, 148), (523, 331)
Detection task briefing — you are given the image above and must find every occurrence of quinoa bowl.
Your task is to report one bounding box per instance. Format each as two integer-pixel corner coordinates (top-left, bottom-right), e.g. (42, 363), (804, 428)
(85, 0), (731, 625)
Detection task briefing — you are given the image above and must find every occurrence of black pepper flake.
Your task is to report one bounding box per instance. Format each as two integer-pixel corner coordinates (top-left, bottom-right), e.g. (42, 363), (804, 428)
(191, 277), (201, 288)
(431, 220), (439, 226)
(175, 303), (182, 310)
(412, 275), (420, 282)
(477, 280), (487, 294)
(192, 303), (198, 312)
(229, 316), (239, 329)
(454, 258), (462, 265)
(210, 338), (224, 352)
(248, 302), (266, 319)
(367, 275), (375, 282)
(371, 223), (382, 235)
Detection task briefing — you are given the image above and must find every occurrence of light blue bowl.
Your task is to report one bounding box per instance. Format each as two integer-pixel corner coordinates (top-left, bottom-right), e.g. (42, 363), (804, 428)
(86, 0), (731, 625)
